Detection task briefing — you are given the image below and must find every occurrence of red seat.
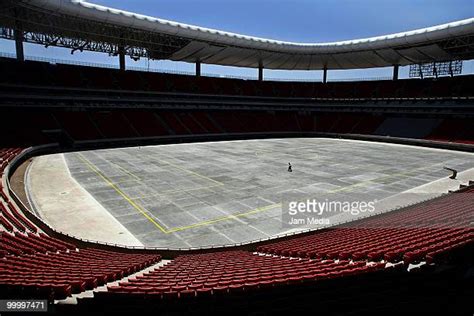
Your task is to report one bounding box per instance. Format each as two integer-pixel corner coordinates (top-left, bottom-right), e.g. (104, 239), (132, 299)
(179, 290), (195, 299)
(163, 291), (178, 300)
(196, 287), (212, 298)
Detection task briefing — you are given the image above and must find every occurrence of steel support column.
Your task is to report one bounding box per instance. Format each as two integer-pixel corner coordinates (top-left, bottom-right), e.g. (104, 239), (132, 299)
(14, 29), (24, 62)
(196, 60), (201, 77)
(14, 10), (24, 62)
(119, 48), (126, 71)
(393, 65), (399, 80)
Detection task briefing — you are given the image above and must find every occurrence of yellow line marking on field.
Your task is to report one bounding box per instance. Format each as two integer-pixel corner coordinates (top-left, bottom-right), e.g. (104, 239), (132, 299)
(76, 152), (442, 234)
(113, 163), (141, 181)
(76, 153), (279, 234)
(134, 184), (223, 200)
(166, 203), (281, 233)
(254, 149), (275, 157)
(114, 179), (140, 185)
(163, 184), (222, 194)
(76, 153), (168, 233)
(74, 151), (446, 234)
(157, 159), (224, 186)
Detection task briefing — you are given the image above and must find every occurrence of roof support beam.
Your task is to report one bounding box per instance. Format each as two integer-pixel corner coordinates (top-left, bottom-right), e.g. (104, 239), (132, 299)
(323, 67), (328, 83)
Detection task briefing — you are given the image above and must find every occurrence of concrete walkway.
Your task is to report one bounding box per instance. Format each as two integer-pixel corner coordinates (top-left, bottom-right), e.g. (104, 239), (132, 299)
(27, 154), (143, 247)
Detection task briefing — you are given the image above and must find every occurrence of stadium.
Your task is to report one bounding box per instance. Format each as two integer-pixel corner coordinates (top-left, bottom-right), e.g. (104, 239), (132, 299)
(0, 0), (474, 315)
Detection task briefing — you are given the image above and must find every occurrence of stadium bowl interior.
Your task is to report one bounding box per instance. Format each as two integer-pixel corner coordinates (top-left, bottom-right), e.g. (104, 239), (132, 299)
(0, 1), (473, 315)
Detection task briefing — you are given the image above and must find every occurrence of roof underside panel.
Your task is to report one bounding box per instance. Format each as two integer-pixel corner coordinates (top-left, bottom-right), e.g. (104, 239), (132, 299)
(398, 47), (437, 64)
(201, 47), (251, 65)
(265, 54), (294, 69)
(5, 0), (474, 70)
(416, 44), (453, 60)
(376, 49), (412, 66)
(170, 42), (209, 61)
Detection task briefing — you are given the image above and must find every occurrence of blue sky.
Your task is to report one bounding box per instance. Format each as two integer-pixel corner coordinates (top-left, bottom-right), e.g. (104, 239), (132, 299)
(1, 0), (473, 80)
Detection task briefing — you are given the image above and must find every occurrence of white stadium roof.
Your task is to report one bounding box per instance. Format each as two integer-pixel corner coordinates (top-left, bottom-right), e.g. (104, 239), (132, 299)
(2, 0), (474, 70)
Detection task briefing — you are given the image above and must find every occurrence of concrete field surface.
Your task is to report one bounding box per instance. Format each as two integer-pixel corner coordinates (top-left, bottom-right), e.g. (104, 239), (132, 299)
(27, 138), (474, 248)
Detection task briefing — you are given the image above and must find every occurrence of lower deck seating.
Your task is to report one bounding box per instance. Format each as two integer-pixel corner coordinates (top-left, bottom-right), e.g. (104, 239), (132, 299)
(105, 251), (384, 299)
(257, 188), (474, 264)
(0, 148), (162, 300)
(0, 232), (75, 255)
(1, 160), (38, 234)
(0, 148), (22, 174)
(425, 118), (474, 144)
(0, 244), (161, 299)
